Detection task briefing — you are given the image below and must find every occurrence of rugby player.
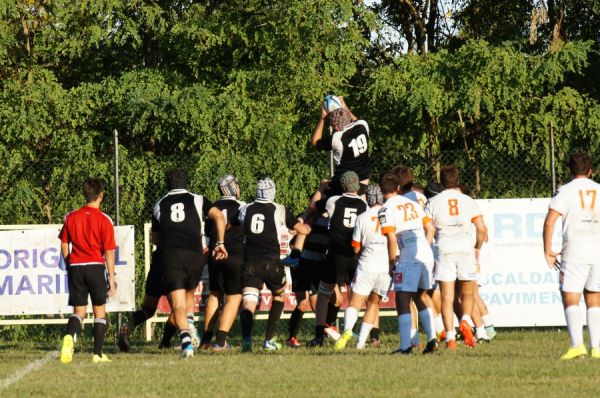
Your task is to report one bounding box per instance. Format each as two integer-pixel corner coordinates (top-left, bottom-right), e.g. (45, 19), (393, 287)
(237, 178), (310, 352)
(378, 173), (438, 354)
(427, 166), (487, 349)
(152, 169), (227, 358)
(203, 175), (246, 350)
(335, 184), (389, 350)
(543, 151), (600, 359)
(59, 177), (116, 364)
(310, 171), (368, 346)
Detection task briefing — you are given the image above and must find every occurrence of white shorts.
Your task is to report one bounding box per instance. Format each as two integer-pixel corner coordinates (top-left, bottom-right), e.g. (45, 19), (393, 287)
(560, 261), (600, 292)
(393, 261), (433, 292)
(351, 269), (391, 298)
(434, 252), (478, 282)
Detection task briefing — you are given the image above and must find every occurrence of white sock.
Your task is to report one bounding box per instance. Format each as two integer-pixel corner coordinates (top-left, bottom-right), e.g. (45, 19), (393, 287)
(398, 314), (412, 350)
(435, 314), (445, 333)
(344, 307), (358, 333)
(418, 308), (436, 342)
(482, 314), (493, 327)
(446, 330), (456, 342)
(476, 326), (488, 339)
(565, 305), (584, 348)
(461, 314), (474, 327)
(410, 328), (420, 346)
(587, 307), (600, 350)
(357, 322), (373, 349)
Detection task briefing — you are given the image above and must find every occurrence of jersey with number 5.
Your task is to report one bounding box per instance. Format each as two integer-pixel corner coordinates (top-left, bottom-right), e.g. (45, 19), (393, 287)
(237, 200), (297, 261)
(379, 194), (433, 264)
(152, 189), (212, 253)
(549, 178), (600, 263)
(316, 120), (370, 181)
(324, 193), (367, 256)
(427, 189), (481, 254)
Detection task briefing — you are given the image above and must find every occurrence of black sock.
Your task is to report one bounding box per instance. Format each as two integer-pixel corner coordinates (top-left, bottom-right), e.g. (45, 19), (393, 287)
(290, 248), (301, 259)
(315, 325), (325, 339)
(288, 308), (304, 339)
(180, 330), (192, 350)
(160, 322), (177, 347)
(240, 309), (254, 339)
(325, 303), (340, 325)
(93, 318), (107, 356)
(201, 330), (214, 344)
(265, 301), (284, 340)
(215, 330), (228, 347)
(370, 327), (380, 340)
(132, 309), (152, 328)
(66, 314), (82, 338)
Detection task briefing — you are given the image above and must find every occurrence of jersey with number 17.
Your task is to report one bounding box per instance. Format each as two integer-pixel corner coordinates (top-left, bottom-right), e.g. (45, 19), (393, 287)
(152, 189), (212, 253)
(549, 177), (600, 264)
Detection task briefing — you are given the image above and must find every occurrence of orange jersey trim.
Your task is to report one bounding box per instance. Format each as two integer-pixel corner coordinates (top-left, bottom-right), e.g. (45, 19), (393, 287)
(351, 240), (361, 249)
(471, 215), (482, 223)
(381, 226), (396, 235)
(422, 216), (432, 226)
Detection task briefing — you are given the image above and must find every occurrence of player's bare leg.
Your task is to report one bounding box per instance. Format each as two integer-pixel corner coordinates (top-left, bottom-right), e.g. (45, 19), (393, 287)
(213, 293), (241, 349)
(471, 285), (490, 342)
(439, 281), (458, 348)
(167, 289), (194, 357)
(358, 292), (382, 349)
(457, 280), (477, 347)
(202, 290), (222, 348)
(428, 287), (445, 340)
(475, 286), (497, 339)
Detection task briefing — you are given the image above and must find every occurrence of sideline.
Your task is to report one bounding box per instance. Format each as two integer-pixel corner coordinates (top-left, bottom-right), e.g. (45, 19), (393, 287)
(0, 350), (57, 391)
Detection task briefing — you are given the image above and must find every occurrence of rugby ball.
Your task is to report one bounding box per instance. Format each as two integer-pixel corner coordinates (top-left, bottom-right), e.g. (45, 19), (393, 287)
(322, 95), (343, 113)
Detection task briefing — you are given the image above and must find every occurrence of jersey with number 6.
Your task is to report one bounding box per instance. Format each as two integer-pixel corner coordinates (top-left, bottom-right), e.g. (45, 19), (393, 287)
(237, 199), (297, 262)
(426, 189), (481, 254)
(321, 193), (367, 256)
(315, 120), (370, 180)
(351, 206), (388, 273)
(152, 189), (212, 253)
(549, 178), (600, 263)
(379, 194), (433, 264)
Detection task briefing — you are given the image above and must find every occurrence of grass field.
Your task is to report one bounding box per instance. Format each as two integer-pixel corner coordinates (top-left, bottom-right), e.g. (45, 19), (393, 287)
(1, 329), (600, 397)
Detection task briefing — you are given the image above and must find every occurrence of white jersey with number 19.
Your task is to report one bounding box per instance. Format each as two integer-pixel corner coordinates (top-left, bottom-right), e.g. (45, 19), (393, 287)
(549, 177), (600, 264)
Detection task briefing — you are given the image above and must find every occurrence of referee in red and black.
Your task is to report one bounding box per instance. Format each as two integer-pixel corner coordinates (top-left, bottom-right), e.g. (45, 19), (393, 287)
(58, 177), (117, 364)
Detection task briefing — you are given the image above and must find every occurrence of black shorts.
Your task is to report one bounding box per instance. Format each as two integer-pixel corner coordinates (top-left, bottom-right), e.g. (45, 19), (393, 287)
(321, 252), (359, 286)
(160, 248), (205, 293)
(145, 251), (164, 298)
(242, 258), (286, 292)
(67, 264), (107, 307)
(208, 254), (243, 295)
(293, 258), (322, 294)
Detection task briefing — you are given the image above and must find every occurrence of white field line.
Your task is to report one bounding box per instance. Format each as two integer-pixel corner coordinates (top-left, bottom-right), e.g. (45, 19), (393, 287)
(0, 350), (57, 391)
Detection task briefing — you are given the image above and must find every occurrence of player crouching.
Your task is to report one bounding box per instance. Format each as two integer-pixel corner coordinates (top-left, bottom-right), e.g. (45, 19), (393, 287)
(335, 184), (390, 350)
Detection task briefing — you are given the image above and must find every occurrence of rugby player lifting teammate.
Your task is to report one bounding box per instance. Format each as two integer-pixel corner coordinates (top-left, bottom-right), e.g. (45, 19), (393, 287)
(59, 177), (117, 364)
(237, 178), (310, 352)
(543, 151), (600, 360)
(152, 169), (227, 358)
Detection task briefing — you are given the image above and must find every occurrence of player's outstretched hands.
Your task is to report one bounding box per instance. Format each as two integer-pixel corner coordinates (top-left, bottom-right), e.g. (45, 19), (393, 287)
(213, 244), (228, 261)
(545, 250), (560, 270)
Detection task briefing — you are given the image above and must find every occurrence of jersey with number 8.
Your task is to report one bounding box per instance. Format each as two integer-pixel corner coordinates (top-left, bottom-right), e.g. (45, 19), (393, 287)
(426, 189), (482, 254)
(549, 178), (600, 263)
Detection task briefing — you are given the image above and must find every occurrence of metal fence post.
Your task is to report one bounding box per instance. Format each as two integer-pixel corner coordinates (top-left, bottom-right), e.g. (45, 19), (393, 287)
(549, 122), (556, 193)
(113, 129), (122, 334)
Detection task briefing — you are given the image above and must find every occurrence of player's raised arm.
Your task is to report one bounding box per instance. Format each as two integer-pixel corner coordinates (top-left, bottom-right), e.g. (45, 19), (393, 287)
(311, 106), (329, 147)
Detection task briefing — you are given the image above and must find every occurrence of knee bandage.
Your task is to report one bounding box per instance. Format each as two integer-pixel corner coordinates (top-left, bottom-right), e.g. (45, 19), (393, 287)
(242, 290), (260, 304)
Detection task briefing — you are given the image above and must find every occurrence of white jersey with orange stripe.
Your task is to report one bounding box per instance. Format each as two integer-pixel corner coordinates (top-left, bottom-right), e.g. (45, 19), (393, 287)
(427, 188), (482, 254)
(378, 194), (434, 264)
(351, 205), (388, 273)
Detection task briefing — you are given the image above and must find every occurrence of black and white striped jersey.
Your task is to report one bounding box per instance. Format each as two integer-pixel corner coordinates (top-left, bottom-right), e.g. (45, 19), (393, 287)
(152, 189), (212, 253)
(316, 120), (370, 180)
(206, 196), (246, 256)
(237, 199), (297, 261)
(319, 193), (368, 256)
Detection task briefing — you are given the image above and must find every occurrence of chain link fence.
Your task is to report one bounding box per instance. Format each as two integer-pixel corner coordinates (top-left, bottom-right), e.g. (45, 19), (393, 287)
(0, 147), (578, 342)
